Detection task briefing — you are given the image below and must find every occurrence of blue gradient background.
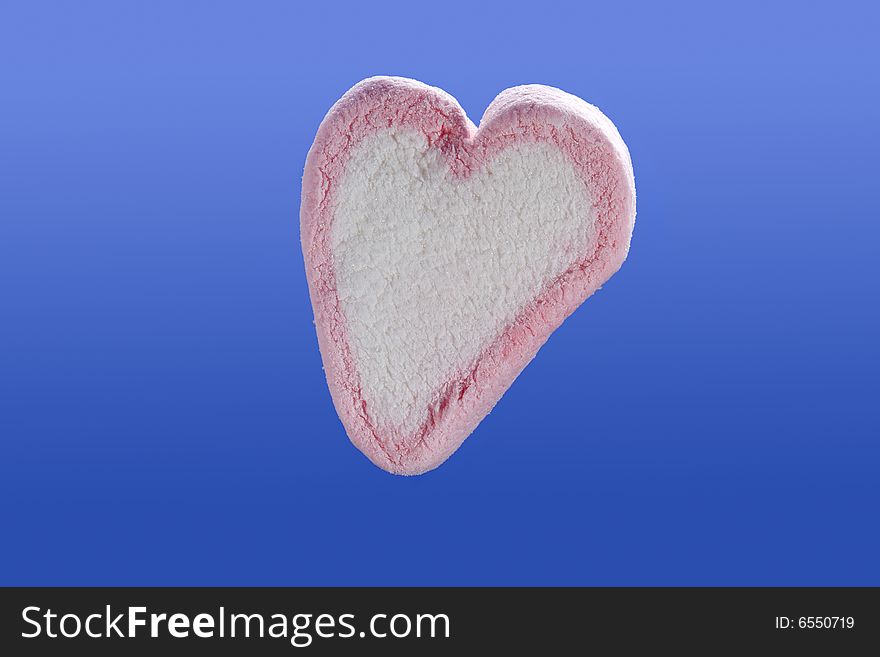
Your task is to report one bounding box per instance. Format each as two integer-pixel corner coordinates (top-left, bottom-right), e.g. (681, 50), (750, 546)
(2, 1), (878, 585)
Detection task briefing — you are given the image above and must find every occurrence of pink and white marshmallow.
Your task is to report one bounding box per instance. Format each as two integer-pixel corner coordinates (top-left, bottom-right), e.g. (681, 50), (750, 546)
(300, 77), (636, 475)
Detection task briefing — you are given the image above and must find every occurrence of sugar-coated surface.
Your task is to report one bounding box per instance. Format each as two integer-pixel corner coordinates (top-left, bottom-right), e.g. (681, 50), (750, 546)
(331, 130), (595, 438)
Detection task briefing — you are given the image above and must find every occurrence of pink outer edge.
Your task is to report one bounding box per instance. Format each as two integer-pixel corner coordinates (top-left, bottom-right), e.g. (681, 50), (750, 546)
(301, 76), (636, 475)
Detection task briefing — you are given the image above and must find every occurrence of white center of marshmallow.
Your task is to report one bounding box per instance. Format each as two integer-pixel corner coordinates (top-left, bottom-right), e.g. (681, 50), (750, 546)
(331, 129), (595, 439)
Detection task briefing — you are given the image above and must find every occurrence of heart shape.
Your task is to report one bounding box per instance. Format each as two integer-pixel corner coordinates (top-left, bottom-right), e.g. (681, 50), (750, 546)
(301, 77), (635, 474)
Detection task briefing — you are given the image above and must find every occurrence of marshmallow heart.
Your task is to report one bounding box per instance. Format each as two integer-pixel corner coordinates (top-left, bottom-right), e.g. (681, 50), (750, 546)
(301, 77), (635, 475)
